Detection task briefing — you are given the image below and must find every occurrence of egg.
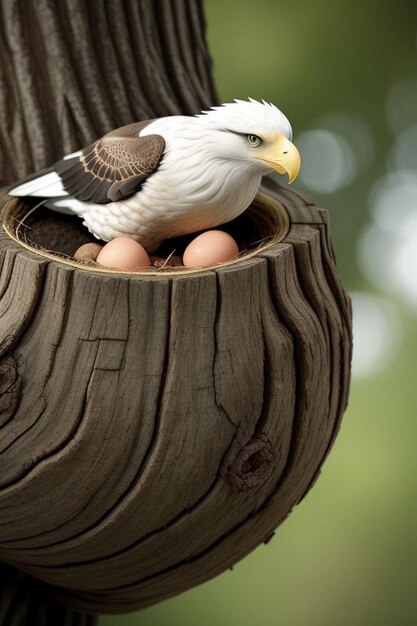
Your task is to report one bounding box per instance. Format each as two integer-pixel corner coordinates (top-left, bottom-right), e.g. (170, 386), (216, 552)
(96, 237), (151, 270)
(183, 230), (239, 268)
(74, 242), (103, 262)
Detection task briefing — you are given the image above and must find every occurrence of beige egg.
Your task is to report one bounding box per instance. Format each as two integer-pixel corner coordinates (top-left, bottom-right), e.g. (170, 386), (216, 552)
(74, 242), (103, 262)
(96, 237), (151, 270)
(183, 230), (239, 268)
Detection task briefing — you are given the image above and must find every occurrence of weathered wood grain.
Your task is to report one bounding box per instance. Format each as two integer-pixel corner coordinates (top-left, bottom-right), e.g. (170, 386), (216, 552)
(0, 1), (352, 621)
(0, 183), (352, 615)
(0, 0), (218, 186)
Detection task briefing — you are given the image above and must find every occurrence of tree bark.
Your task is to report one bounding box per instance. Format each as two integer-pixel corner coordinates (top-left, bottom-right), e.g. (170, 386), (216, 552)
(0, 0), (217, 186)
(0, 563), (96, 626)
(0, 0), (217, 622)
(0, 0), (352, 622)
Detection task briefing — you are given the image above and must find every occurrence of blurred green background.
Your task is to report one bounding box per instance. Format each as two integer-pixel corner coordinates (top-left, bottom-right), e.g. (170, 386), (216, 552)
(101, 1), (417, 624)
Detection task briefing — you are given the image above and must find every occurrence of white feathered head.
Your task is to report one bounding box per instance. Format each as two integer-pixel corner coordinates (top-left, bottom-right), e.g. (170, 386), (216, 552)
(195, 98), (300, 183)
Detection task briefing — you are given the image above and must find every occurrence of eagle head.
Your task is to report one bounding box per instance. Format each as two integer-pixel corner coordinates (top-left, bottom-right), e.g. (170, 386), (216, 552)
(196, 98), (301, 184)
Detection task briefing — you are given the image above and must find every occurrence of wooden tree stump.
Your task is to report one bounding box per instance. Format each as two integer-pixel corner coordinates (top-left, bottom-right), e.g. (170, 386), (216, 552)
(0, 0), (352, 621)
(0, 180), (352, 615)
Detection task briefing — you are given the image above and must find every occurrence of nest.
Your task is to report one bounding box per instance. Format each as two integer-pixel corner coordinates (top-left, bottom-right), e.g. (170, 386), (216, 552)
(1, 191), (289, 275)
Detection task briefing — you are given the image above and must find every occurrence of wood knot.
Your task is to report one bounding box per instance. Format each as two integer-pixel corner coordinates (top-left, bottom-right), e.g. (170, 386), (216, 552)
(224, 434), (275, 493)
(0, 355), (21, 426)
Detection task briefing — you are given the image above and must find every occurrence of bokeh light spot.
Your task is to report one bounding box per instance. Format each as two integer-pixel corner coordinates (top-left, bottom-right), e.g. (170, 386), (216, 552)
(386, 79), (417, 133)
(388, 123), (417, 172)
(319, 113), (375, 170)
(360, 171), (417, 310)
(351, 292), (401, 378)
(296, 129), (357, 194)
(369, 170), (417, 234)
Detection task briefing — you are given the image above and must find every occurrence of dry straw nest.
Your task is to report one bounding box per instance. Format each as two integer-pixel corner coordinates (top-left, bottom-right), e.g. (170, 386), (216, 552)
(1, 190), (289, 274)
(0, 184), (352, 615)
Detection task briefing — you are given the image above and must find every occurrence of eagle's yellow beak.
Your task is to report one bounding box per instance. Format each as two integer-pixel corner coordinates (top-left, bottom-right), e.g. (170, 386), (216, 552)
(255, 134), (301, 184)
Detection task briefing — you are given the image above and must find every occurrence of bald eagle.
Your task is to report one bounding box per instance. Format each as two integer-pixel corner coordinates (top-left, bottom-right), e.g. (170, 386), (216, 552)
(8, 99), (300, 253)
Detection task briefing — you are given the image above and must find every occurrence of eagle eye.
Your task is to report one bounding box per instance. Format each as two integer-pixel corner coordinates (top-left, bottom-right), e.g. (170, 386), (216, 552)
(246, 134), (263, 148)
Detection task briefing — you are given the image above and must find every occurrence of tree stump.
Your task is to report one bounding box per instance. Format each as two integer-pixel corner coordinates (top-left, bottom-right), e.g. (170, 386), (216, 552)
(0, 0), (352, 620)
(0, 180), (352, 615)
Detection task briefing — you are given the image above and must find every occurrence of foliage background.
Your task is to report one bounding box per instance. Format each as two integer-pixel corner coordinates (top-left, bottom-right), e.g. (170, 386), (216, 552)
(102, 1), (417, 624)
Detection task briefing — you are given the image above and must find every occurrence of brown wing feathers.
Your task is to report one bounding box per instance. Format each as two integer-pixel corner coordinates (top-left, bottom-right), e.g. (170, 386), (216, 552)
(55, 121), (165, 204)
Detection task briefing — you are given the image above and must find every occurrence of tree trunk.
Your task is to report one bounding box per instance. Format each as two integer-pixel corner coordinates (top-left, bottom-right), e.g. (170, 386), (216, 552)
(0, 563), (95, 626)
(0, 0), (217, 186)
(0, 0), (352, 622)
